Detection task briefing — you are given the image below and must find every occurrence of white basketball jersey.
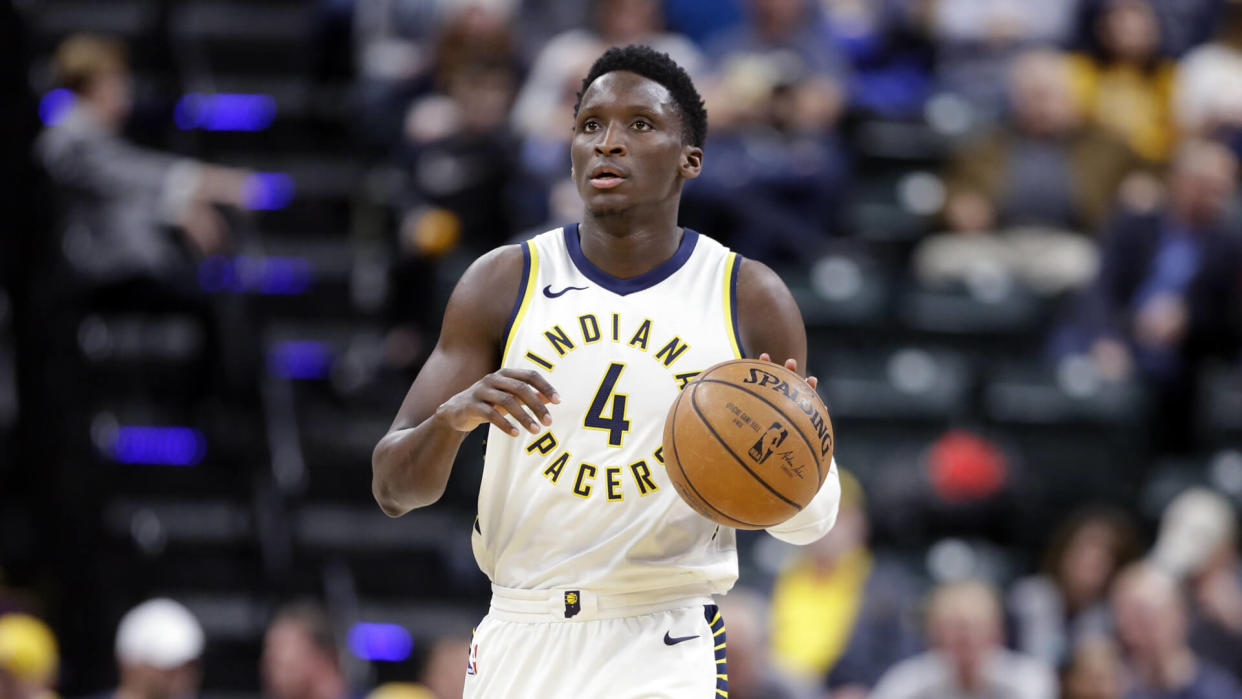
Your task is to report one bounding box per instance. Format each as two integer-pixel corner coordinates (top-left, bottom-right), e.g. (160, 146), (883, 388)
(472, 224), (746, 596)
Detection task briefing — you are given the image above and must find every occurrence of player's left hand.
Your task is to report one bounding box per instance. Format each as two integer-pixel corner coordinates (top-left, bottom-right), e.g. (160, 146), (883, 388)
(757, 352), (818, 390)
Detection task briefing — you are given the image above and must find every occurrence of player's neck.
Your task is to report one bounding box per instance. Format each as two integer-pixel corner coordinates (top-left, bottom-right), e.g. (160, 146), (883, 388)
(578, 210), (682, 280)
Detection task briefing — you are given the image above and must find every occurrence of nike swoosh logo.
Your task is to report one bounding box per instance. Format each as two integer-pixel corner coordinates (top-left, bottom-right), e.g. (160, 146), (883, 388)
(663, 631), (699, 646)
(543, 284), (589, 298)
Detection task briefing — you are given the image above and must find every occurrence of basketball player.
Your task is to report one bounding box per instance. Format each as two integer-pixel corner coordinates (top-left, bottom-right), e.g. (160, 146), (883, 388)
(373, 45), (842, 698)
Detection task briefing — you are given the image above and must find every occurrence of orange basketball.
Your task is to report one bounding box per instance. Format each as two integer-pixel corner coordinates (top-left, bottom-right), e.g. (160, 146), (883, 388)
(662, 359), (834, 529)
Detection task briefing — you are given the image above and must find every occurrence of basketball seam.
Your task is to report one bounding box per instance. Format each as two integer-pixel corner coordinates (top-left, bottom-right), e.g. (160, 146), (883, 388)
(696, 377), (827, 484)
(669, 386), (768, 529)
(689, 387), (803, 511)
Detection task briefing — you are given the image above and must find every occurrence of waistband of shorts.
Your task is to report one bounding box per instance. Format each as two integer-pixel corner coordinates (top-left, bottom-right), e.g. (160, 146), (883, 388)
(487, 583), (715, 622)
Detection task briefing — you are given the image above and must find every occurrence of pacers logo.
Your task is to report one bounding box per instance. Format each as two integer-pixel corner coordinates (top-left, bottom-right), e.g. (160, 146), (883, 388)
(564, 591), (581, 618)
(748, 422), (788, 464)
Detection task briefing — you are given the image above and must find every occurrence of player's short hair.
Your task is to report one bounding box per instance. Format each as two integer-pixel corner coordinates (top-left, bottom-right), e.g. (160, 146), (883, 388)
(574, 45), (708, 148)
(53, 34), (128, 94)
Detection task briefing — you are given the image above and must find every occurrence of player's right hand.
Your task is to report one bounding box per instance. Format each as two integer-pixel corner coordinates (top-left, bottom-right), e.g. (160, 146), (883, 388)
(435, 369), (560, 437)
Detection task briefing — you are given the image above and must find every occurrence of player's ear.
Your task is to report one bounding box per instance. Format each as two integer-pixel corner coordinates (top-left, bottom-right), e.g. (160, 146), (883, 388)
(679, 145), (702, 180)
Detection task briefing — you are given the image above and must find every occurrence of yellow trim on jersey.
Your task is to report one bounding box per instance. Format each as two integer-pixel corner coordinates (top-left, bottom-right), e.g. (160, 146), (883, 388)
(722, 252), (743, 358)
(502, 242), (540, 365)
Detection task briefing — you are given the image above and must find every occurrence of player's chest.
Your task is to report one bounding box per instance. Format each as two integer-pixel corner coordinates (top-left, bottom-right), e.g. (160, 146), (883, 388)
(508, 304), (734, 412)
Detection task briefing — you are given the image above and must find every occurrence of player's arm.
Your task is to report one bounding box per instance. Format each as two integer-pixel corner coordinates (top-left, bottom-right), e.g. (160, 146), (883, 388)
(372, 245), (559, 517)
(735, 258), (841, 545)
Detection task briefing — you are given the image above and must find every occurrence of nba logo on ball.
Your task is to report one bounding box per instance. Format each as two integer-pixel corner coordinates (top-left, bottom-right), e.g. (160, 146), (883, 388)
(748, 422), (788, 464)
(662, 359), (834, 530)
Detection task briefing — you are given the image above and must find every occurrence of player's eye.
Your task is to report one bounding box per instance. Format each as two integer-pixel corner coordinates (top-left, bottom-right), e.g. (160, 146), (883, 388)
(632, 120), (653, 131)
(582, 119), (601, 132)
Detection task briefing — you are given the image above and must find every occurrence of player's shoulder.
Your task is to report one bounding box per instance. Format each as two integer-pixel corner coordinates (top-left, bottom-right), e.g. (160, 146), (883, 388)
(460, 242), (527, 289)
(449, 229), (564, 336)
(732, 254), (804, 356)
(445, 243), (529, 341)
(689, 233), (793, 306)
(734, 255), (792, 301)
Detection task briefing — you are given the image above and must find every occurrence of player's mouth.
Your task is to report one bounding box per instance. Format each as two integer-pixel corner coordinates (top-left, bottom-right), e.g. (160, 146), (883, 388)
(589, 165), (628, 190)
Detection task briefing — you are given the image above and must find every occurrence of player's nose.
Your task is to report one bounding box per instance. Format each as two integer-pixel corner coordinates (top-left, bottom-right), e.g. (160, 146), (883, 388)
(594, 123), (626, 156)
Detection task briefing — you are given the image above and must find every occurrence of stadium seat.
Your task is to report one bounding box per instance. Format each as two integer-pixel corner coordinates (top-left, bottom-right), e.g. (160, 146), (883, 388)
(815, 344), (974, 424)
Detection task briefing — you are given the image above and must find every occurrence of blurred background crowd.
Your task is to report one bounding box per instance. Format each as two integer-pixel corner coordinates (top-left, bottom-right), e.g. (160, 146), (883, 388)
(2, 0), (1242, 696)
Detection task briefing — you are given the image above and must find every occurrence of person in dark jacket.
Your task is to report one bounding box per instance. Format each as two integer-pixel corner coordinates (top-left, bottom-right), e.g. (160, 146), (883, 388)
(1069, 138), (1241, 450)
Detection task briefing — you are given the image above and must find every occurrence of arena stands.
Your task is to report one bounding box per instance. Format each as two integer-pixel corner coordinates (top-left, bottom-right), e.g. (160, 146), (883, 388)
(2, 0), (1242, 696)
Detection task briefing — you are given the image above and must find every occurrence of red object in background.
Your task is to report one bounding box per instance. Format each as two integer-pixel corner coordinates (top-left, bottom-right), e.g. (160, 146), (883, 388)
(927, 430), (1008, 503)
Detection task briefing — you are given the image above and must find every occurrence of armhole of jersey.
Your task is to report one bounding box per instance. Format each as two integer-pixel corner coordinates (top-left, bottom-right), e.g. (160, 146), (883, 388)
(722, 252), (746, 359)
(501, 241), (539, 365)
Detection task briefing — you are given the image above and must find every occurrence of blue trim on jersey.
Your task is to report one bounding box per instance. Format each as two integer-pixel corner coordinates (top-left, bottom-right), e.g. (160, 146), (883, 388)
(563, 223), (700, 296)
(728, 254), (746, 358)
(501, 242), (532, 353)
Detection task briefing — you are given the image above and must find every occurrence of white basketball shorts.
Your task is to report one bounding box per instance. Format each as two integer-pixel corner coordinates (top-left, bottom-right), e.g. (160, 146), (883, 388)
(463, 586), (729, 698)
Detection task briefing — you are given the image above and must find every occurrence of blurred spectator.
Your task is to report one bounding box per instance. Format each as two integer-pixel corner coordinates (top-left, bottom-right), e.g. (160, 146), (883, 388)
(929, 0), (1078, 118)
(870, 579), (1056, 699)
(511, 0), (702, 143)
(1174, 0), (1242, 159)
(1068, 0), (1178, 162)
(351, 635), (465, 699)
(705, 0), (843, 71)
(397, 19), (524, 256)
(1064, 635), (1126, 699)
(353, 0), (444, 84)
(916, 50), (1139, 296)
(704, 0), (847, 131)
(428, 6), (518, 85)
(0, 613), (58, 699)
(109, 598), (204, 699)
(768, 470), (921, 695)
(416, 636), (467, 699)
(352, 0), (439, 148)
(35, 34), (258, 399)
(512, 42), (598, 230)
(1009, 506), (1142, 666)
(36, 35), (251, 286)
(354, 1), (519, 149)
(511, 0), (590, 55)
(1110, 562), (1241, 697)
(261, 602), (346, 699)
(1149, 0), (1228, 57)
(1076, 0), (1229, 58)
(353, 0), (513, 147)
(685, 0), (849, 264)
(365, 683), (433, 699)
(663, 0), (746, 46)
(1150, 488), (1242, 682)
(942, 50), (1139, 236)
(818, 0), (934, 116)
(1062, 140), (1241, 449)
(716, 590), (802, 699)
(385, 16), (527, 364)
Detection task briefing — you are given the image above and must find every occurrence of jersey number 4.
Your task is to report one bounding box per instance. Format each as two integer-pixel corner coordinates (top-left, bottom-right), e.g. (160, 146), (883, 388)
(584, 362), (631, 447)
